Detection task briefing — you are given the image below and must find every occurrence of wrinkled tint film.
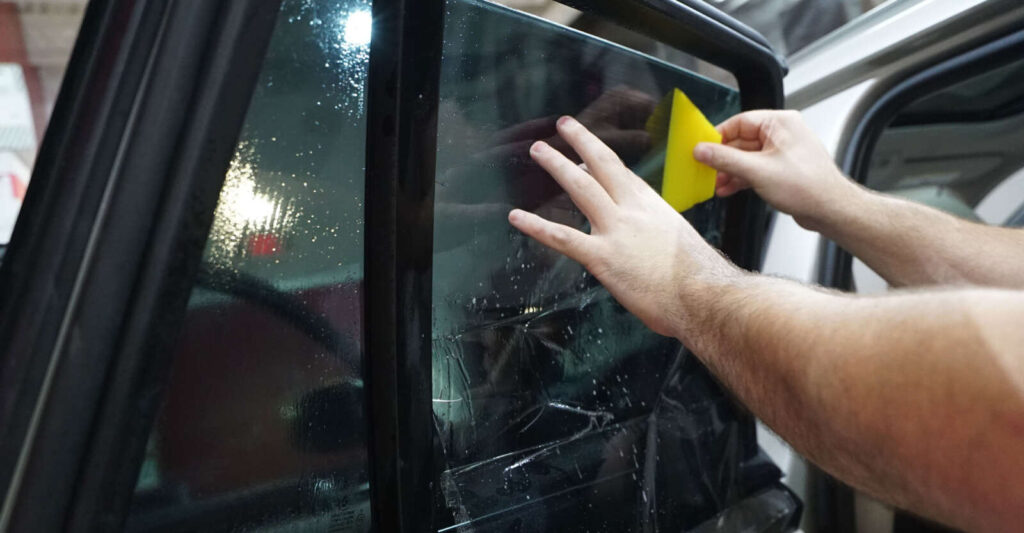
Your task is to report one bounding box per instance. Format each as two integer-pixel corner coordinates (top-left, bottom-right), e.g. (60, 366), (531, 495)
(431, 1), (799, 531)
(126, 0), (372, 531)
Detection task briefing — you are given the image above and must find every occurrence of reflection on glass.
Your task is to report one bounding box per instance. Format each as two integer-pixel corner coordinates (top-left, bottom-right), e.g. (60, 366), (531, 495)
(343, 9), (373, 46)
(127, 0), (372, 531)
(431, 1), (798, 531)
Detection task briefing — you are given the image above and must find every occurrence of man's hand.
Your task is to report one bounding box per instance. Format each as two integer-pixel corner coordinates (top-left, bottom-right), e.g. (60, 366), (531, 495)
(694, 110), (860, 231)
(695, 109), (1024, 289)
(508, 112), (1024, 532)
(507, 116), (740, 338)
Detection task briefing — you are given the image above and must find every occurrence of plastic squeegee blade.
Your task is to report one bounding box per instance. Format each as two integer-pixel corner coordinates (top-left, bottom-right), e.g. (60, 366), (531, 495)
(658, 88), (721, 212)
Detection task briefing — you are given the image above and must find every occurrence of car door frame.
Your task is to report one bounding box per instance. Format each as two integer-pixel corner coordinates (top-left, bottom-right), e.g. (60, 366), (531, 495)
(0, 0), (786, 531)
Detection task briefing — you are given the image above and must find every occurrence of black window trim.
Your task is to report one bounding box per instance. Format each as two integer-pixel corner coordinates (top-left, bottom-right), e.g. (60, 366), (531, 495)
(362, 0), (446, 530)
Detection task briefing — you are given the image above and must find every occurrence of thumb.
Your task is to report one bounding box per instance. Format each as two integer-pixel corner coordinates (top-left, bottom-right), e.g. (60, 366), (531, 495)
(694, 143), (764, 185)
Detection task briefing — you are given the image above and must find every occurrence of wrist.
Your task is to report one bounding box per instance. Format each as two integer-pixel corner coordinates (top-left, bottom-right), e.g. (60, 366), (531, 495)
(793, 174), (870, 234)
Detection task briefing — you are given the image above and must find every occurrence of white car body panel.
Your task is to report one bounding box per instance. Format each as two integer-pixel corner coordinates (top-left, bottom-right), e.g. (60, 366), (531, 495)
(757, 0), (1024, 529)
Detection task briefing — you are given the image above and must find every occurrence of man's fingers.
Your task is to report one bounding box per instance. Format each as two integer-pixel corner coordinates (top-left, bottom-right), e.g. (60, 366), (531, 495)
(530, 141), (614, 226)
(555, 116), (632, 199)
(715, 110), (782, 144)
(694, 142), (764, 186)
(724, 138), (763, 152)
(508, 209), (594, 264)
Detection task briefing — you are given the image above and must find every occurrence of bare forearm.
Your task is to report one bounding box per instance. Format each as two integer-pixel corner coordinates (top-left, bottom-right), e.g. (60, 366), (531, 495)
(694, 109), (1024, 289)
(509, 114), (1024, 530)
(808, 184), (1024, 288)
(674, 275), (1024, 531)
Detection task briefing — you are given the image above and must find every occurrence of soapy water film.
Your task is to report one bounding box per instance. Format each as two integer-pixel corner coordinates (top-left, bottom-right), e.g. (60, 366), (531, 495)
(205, 0), (370, 280)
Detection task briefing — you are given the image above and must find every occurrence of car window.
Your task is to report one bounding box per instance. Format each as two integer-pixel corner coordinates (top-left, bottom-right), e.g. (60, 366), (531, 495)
(892, 59), (1024, 125)
(126, 0), (372, 531)
(864, 54), (1024, 216)
(109, 0), (798, 530)
(431, 1), (797, 530)
(854, 54), (1024, 293)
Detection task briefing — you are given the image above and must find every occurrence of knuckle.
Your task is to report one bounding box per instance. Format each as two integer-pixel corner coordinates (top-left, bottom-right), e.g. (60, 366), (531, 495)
(763, 116), (782, 141)
(712, 147), (731, 167)
(566, 176), (589, 196)
(584, 245), (608, 273)
(554, 157), (574, 175)
(549, 226), (573, 247)
(596, 149), (623, 169)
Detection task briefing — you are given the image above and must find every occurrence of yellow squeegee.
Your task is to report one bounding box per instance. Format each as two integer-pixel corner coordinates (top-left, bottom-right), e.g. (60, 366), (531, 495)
(645, 88), (722, 212)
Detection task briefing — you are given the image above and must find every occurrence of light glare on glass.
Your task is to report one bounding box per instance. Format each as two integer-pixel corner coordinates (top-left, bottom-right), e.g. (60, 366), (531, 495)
(343, 10), (372, 46)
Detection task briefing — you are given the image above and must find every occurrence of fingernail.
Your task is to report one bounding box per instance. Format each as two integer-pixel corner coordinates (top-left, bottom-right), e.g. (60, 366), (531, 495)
(530, 141), (548, 154)
(557, 115), (574, 127)
(694, 144), (712, 163)
(508, 209), (523, 223)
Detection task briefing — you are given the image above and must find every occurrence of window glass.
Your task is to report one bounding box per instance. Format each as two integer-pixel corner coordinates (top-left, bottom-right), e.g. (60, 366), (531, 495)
(865, 55), (1024, 211)
(854, 55), (1024, 293)
(431, 1), (798, 531)
(892, 59), (1024, 127)
(126, 0), (372, 531)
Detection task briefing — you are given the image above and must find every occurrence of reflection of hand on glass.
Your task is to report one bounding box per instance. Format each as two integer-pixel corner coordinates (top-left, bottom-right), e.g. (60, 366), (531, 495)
(482, 86), (657, 181)
(575, 86), (658, 163)
(433, 87), (656, 254)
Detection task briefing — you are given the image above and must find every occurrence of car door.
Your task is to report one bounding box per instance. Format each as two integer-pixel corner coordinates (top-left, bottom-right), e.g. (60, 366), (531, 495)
(764, 1), (1024, 531)
(0, 0), (794, 531)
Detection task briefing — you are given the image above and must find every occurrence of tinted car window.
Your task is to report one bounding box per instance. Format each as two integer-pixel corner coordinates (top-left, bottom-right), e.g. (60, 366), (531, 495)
(127, 0), (372, 531)
(431, 1), (797, 530)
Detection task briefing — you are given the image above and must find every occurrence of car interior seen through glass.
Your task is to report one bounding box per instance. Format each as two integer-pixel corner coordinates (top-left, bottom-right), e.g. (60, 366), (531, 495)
(864, 55), (1024, 225)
